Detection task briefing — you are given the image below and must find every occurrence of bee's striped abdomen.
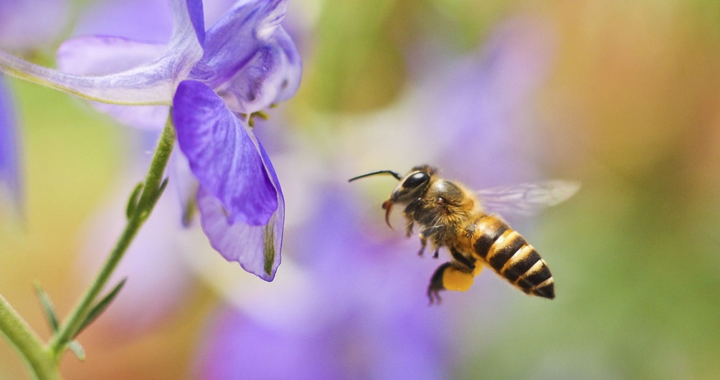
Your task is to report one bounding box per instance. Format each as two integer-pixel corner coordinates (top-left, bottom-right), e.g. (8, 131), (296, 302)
(471, 214), (555, 299)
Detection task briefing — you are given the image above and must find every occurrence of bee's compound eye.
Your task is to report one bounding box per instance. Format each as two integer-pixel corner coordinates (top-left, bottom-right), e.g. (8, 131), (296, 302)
(403, 172), (429, 189)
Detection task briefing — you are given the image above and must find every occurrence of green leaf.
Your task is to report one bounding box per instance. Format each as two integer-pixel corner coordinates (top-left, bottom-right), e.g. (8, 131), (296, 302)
(34, 283), (60, 333)
(154, 177), (169, 203)
(146, 177), (169, 212)
(126, 182), (144, 219)
(74, 278), (127, 338)
(68, 341), (86, 361)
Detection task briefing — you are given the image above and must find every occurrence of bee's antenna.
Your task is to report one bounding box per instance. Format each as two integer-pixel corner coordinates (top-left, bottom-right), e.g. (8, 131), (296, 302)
(348, 170), (402, 182)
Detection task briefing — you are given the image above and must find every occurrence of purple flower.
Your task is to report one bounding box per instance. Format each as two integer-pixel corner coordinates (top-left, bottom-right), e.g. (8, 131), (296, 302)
(0, 74), (20, 215)
(0, 0), (302, 280)
(430, 15), (557, 188)
(174, 80), (284, 279)
(194, 186), (451, 380)
(0, 0), (69, 216)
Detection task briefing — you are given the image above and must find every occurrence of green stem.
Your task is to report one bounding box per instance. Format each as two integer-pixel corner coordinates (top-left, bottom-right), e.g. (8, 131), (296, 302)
(48, 113), (176, 357)
(0, 294), (61, 380)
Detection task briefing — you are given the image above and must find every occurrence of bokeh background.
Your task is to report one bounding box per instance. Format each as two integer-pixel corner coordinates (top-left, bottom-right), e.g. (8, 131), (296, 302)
(2, 0), (720, 379)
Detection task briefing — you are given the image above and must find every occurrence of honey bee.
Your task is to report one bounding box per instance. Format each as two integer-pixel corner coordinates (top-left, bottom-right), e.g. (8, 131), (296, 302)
(349, 165), (579, 304)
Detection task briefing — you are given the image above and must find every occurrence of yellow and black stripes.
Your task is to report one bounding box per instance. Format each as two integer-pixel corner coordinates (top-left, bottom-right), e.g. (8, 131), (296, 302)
(470, 215), (555, 299)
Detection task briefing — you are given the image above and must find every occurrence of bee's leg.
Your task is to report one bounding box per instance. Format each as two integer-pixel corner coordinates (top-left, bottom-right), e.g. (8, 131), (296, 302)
(402, 199), (421, 238)
(405, 220), (414, 238)
(404, 198), (422, 214)
(418, 236), (428, 256)
(432, 247), (440, 259)
(428, 263), (451, 305)
(450, 247), (476, 272)
(427, 262), (475, 305)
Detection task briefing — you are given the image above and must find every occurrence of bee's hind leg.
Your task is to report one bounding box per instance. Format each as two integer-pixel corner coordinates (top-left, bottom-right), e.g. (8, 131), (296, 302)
(427, 262), (476, 305)
(428, 263), (451, 305)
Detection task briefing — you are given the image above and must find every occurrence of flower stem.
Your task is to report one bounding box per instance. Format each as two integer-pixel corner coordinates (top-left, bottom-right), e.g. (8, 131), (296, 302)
(48, 113), (176, 357)
(0, 294), (61, 380)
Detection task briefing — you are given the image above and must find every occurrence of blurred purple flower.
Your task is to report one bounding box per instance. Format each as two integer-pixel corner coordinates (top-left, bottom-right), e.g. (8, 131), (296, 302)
(430, 16), (557, 188)
(0, 74), (20, 215)
(194, 186), (450, 380)
(79, 169), (193, 336)
(0, 0), (302, 280)
(0, 0), (69, 216)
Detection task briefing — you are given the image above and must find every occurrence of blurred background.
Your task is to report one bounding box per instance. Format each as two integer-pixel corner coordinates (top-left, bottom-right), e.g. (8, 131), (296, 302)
(2, 0), (720, 379)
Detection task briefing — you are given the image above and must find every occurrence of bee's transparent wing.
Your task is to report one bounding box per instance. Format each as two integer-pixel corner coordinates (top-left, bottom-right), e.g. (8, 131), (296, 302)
(478, 180), (580, 216)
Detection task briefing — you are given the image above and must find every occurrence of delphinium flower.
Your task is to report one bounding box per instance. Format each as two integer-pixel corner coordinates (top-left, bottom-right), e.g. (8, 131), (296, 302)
(0, 0), (69, 216)
(0, 0), (302, 280)
(0, 75), (20, 216)
(194, 185), (451, 380)
(428, 15), (557, 189)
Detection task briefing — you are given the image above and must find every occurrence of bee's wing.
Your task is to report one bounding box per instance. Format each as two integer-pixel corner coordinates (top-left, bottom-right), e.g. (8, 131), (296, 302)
(477, 180), (580, 216)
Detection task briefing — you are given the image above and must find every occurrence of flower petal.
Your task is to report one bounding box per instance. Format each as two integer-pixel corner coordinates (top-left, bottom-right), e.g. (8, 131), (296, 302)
(210, 27), (302, 113)
(0, 0), (204, 105)
(0, 74), (21, 215)
(189, 0), (301, 113)
(173, 80), (278, 225)
(57, 36), (170, 128)
(196, 183), (284, 281)
(57, 36), (167, 75)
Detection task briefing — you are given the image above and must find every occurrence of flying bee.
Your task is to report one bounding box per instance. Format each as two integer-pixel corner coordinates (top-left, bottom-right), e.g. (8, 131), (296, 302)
(349, 165), (579, 304)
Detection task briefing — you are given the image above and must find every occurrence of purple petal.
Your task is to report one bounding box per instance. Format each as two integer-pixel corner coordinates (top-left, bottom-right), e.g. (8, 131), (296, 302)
(194, 135), (284, 280)
(0, 0), (70, 51)
(193, 0), (288, 80)
(186, 94), (284, 280)
(57, 36), (170, 128)
(210, 27), (302, 113)
(0, 0), (204, 105)
(196, 183), (283, 281)
(57, 36), (167, 75)
(272, 28), (303, 102)
(0, 74), (21, 214)
(189, 0), (301, 113)
(173, 80), (278, 225)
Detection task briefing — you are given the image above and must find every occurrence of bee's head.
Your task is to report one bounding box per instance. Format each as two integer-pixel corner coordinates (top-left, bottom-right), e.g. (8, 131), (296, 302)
(388, 165), (436, 204)
(349, 165), (437, 229)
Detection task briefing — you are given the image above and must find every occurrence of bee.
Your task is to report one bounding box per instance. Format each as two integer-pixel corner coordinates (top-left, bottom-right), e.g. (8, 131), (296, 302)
(349, 165), (579, 304)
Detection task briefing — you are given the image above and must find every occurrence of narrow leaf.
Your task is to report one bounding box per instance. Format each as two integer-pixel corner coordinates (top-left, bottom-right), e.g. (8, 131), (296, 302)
(142, 177), (169, 219)
(68, 341), (86, 361)
(153, 177), (169, 204)
(34, 282), (60, 333)
(126, 182), (144, 219)
(74, 278), (127, 337)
